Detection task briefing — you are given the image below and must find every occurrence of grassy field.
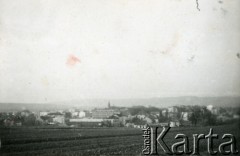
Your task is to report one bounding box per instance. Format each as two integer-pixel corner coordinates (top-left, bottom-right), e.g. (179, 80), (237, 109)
(0, 124), (239, 156)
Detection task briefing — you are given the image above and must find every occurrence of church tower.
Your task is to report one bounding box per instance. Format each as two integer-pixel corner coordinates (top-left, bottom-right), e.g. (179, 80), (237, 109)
(108, 101), (111, 108)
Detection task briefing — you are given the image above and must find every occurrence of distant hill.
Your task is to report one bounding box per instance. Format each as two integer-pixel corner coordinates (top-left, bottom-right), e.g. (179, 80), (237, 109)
(0, 96), (239, 112)
(81, 96), (240, 108)
(0, 103), (69, 112)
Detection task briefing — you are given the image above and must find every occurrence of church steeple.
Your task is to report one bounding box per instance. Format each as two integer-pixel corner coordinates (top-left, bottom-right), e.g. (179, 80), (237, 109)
(108, 101), (111, 108)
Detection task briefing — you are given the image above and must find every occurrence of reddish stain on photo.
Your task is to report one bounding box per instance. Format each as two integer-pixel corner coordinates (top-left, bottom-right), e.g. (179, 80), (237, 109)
(66, 54), (80, 67)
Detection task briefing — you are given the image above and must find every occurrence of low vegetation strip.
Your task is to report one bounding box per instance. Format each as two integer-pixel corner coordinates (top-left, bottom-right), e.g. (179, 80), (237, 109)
(0, 125), (239, 155)
(1, 132), (142, 146)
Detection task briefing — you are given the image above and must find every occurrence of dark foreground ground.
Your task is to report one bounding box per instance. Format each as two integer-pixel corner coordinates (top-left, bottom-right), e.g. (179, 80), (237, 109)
(0, 124), (239, 156)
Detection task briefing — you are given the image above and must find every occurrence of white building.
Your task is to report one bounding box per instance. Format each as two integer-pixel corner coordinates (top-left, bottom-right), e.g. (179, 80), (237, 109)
(53, 116), (65, 124)
(69, 118), (103, 127)
(168, 106), (178, 113)
(170, 121), (180, 127)
(162, 110), (167, 117)
(207, 105), (214, 111)
(144, 117), (153, 124)
(136, 115), (146, 119)
(70, 118), (103, 122)
(72, 112), (79, 117)
(181, 112), (190, 121)
(39, 112), (48, 116)
(79, 111), (86, 118)
(233, 114), (240, 119)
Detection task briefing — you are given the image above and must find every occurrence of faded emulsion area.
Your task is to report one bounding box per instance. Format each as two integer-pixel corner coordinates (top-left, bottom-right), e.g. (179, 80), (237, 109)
(0, 0), (240, 155)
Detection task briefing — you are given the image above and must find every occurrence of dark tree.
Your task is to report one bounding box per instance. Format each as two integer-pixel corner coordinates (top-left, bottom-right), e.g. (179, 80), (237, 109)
(23, 114), (36, 126)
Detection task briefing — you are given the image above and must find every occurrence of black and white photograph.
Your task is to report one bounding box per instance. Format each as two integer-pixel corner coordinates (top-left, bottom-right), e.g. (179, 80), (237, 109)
(0, 0), (239, 155)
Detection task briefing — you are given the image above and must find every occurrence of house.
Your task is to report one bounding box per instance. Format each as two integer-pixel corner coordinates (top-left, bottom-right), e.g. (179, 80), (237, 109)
(20, 110), (31, 117)
(125, 123), (134, 128)
(79, 111), (86, 118)
(181, 112), (190, 121)
(72, 112), (79, 117)
(69, 118), (103, 127)
(170, 120), (180, 127)
(167, 107), (178, 119)
(233, 114), (240, 119)
(150, 111), (160, 117)
(48, 112), (63, 117)
(133, 124), (147, 129)
(207, 105), (220, 115)
(207, 105), (214, 111)
(92, 109), (115, 119)
(150, 122), (169, 127)
(159, 122), (169, 127)
(168, 106), (178, 113)
(148, 114), (159, 123)
(39, 112), (48, 116)
(53, 116), (65, 124)
(144, 117), (153, 124)
(48, 122), (55, 125)
(162, 109), (168, 117)
(136, 114), (146, 120)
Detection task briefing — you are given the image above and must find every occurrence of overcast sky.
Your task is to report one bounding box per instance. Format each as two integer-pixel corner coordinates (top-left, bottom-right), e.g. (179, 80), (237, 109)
(0, 0), (240, 103)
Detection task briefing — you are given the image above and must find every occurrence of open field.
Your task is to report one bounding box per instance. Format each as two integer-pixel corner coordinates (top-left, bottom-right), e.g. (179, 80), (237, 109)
(0, 124), (239, 156)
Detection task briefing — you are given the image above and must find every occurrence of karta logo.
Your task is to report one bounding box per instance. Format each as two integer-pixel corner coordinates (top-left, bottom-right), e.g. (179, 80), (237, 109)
(142, 126), (238, 155)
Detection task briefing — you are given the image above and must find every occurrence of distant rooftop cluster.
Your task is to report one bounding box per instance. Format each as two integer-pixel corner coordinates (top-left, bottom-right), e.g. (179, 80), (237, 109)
(0, 102), (239, 128)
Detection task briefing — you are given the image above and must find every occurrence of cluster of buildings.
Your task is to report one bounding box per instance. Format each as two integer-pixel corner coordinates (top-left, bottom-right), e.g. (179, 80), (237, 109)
(206, 105), (240, 122)
(0, 102), (239, 128)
